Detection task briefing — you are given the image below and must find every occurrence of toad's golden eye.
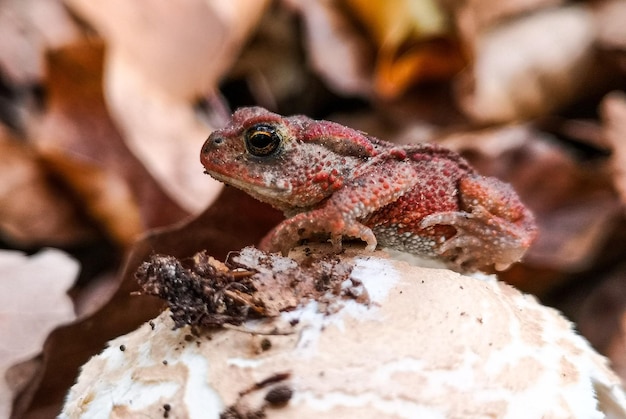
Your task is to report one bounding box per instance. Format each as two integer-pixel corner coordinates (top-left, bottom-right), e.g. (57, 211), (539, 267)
(244, 124), (282, 157)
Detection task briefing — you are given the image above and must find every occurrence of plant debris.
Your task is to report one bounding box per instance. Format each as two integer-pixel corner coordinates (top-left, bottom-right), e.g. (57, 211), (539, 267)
(135, 246), (364, 328)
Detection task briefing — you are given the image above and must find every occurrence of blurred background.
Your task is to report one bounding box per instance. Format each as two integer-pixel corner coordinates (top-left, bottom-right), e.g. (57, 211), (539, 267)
(2, 0), (626, 417)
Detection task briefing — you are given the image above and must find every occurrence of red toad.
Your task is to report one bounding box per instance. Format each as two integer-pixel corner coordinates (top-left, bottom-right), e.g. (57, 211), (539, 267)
(201, 107), (537, 271)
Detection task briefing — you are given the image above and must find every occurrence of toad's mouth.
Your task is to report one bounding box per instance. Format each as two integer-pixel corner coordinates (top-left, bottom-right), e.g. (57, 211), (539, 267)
(205, 169), (292, 201)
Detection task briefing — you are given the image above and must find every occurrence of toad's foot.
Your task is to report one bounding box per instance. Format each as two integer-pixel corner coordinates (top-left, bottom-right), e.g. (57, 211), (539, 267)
(260, 211), (377, 255)
(420, 206), (534, 271)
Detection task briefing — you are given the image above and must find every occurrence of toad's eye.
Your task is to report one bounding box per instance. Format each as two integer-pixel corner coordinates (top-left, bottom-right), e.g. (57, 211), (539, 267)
(244, 124), (281, 157)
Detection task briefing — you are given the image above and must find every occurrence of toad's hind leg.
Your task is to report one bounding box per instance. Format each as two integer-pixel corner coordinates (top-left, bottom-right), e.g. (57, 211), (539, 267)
(420, 175), (537, 271)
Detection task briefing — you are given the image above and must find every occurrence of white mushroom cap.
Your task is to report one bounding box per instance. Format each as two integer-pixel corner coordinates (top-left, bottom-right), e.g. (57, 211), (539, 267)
(61, 250), (626, 418)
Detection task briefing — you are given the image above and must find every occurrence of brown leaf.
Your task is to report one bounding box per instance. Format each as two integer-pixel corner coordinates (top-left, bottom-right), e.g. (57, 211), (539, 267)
(65, 0), (271, 101)
(0, 249), (78, 419)
(41, 151), (143, 247)
(0, 127), (96, 246)
(374, 38), (465, 99)
(345, 0), (446, 46)
(455, 5), (596, 123)
(288, 0), (465, 98)
(443, 0), (564, 48)
(102, 53), (225, 214)
(344, 0), (464, 98)
(33, 41), (189, 246)
(284, 0), (374, 96)
(0, 0), (80, 84)
(65, 0), (270, 213)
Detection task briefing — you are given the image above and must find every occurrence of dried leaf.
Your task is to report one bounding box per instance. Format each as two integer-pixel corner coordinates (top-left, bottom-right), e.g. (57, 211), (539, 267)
(0, 128), (96, 246)
(345, 0), (464, 98)
(65, 0), (270, 213)
(33, 41), (188, 246)
(443, 0), (563, 48)
(102, 53), (224, 214)
(456, 5), (596, 123)
(288, 0), (464, 98)
(0, 0), (80, 84)
(65, 0), (270, 101)
(374, 38), (465, 99)
(41, 151), (143, 247)
(0, 249), (78, 419)
(284, 0), (373, 96)
(346, 0), (448, 45)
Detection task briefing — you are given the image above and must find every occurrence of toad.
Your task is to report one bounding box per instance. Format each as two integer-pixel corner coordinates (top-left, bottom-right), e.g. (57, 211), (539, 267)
(201, 107), (537, 271)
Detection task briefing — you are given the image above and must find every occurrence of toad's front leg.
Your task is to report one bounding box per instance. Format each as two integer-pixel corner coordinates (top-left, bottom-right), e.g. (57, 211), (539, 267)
(260, 157), (419, 255)
(420, 175), (537, 271)
(260, 207), (377, 255)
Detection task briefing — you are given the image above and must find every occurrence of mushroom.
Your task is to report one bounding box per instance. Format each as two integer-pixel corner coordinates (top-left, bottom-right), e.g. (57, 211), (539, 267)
(61, 247), (626, 418)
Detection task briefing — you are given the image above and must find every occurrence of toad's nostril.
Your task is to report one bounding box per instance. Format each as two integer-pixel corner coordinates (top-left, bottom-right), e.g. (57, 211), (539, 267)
(201, 136), (222, 155)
